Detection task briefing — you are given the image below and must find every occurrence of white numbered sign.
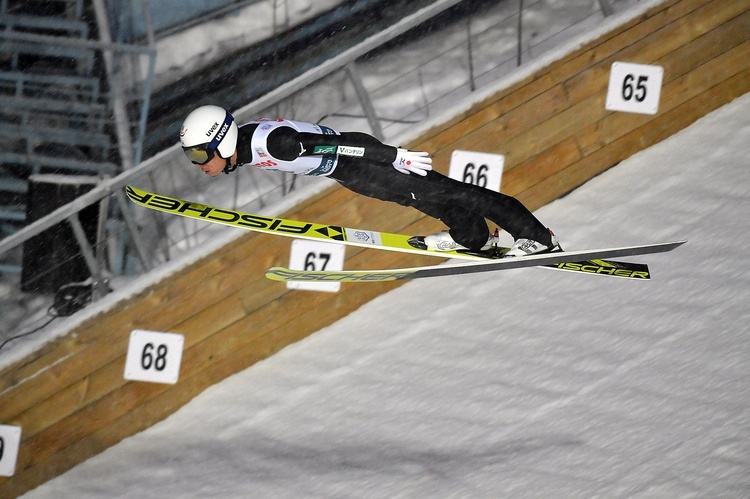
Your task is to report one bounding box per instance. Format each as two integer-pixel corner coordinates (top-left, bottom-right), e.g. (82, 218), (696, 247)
(606, 62), (663, 115)
(0, 425), (21, 477)
(449, 150), (504, 192)
(124, 330), (184, 384)
(287, 239), (345, 292)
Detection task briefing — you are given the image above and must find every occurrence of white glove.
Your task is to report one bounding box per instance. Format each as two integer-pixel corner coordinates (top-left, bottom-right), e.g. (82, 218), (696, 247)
(392, 148), (433, 176)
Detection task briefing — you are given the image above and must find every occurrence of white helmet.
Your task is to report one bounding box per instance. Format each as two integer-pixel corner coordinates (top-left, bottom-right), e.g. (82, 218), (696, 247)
(179, 105), (238, 164)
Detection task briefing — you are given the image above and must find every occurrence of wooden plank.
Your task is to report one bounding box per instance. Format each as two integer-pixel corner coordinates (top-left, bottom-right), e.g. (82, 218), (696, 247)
(2, 213), (317, 419)
(2, 188), (362, 436)
(490, 3), (750, 174)
(502, 138), (583, 196)
(417, 0), (712, 155)
(441, 0), (732, 160)
(443, 84), (571, 158)
(14, 248), (411, 478)
(0, 185), (351, 410)
(7, 190), (438, 467)
(562, 0), (750, 105)
(15, 219), (437, 467)
(0, 207), (309, 423)
(519, 67), (750, 210)
(517, 39), (750, 208)
(573, 7), (750, 155)
(0, 272), (394, 496)
(0, 183), (345, 380)
(14, 213), (441, 479)
(441, 0), (747, 172)
(14, 286), (292, 469)
(577, 37), (750, 157)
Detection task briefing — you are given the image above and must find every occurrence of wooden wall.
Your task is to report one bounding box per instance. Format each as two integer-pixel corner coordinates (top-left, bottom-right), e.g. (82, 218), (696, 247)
(2, 0), (748, 495)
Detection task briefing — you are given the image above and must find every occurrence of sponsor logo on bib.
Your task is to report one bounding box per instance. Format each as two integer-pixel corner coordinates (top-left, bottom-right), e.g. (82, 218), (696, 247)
(336, 146), (365, 157)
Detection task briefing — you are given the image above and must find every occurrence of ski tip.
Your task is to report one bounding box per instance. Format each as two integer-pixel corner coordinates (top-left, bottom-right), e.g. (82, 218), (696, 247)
(124, 185), (143, 202)
(665, 240), (688, 251)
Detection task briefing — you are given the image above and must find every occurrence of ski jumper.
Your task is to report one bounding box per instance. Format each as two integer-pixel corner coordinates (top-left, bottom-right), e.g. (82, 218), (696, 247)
(234, 119), (551, 250)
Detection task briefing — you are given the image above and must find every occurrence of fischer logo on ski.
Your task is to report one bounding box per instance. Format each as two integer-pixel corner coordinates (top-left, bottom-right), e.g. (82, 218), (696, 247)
(550, 261), (650, 279)
(127, 186), (320, 236)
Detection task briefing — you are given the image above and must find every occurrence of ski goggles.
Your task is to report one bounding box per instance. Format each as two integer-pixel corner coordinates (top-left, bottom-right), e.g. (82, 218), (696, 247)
(183, 143), (215, 165)
(182, 111), (234, 165)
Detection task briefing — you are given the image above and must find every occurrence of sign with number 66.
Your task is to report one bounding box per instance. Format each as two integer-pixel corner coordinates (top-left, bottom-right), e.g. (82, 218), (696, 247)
(606, 62), (663, 115)
(124, 330), (184, 384)
(448, 150), (504, 192)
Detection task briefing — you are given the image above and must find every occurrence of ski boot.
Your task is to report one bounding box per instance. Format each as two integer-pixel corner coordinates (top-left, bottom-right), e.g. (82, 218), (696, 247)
(411, 230), (499, 253)
(504, 229), (561, 258)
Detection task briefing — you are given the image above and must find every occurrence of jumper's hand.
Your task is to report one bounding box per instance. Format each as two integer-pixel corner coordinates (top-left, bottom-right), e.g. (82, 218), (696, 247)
(392, 148), (432, 176)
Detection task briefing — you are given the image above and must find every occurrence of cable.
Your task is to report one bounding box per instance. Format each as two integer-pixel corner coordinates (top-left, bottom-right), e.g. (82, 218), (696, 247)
(0, 313), (57, 352)
(0, 281), (98, 352)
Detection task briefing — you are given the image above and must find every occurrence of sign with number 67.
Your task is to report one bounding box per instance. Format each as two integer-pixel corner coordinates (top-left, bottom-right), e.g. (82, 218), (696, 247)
(124, 330), (184, 384)
(287, 239), (345, 292)
(606, 62), (663, 115)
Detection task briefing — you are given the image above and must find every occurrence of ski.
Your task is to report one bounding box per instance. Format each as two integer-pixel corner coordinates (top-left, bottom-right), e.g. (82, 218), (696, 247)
(125, 185), (496, 260)
(126, 185), (682, 281)
(265, 241), (685, 283)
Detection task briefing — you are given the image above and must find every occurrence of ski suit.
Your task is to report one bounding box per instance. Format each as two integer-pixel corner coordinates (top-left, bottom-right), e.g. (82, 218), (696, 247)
(234, 119), (551, 250)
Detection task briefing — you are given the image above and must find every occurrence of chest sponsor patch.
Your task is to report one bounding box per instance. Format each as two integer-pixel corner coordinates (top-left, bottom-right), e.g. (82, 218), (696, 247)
(313, 145), (336, 155)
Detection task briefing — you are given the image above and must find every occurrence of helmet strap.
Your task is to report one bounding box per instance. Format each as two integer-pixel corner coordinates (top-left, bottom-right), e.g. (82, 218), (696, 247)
(222, 157), (237, 174)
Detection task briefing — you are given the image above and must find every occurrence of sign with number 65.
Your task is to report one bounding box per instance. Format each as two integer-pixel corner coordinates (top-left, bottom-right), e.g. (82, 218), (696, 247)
(606, 62), (663, 115)
(124, 330), (184, 384)
(448, 150), (504, 192)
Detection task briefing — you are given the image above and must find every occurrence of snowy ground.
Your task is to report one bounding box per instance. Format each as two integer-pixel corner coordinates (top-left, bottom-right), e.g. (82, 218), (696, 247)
(23, 92), (750, 497)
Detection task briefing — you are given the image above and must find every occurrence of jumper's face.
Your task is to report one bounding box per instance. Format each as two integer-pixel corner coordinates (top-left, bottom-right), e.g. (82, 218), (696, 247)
(197, 153), (227, 176)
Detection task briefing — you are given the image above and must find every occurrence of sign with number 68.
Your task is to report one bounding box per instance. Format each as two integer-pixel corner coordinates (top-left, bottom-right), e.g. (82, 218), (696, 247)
(448, 150), (504, 192)
(606, 62), (663, 115)
(124, 330), (184, 384)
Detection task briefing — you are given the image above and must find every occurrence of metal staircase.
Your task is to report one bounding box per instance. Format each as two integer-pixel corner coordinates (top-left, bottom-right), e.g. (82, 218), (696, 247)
(0, 0), (155, 274)
(1, 1), (109, 236)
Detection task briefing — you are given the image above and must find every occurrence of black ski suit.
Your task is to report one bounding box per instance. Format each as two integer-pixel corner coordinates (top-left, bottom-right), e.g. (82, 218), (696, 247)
(234, 121), (551, 250)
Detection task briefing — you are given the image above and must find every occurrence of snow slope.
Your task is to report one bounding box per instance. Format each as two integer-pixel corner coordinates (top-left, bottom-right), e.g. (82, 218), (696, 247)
(23, 92), (750, 497)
